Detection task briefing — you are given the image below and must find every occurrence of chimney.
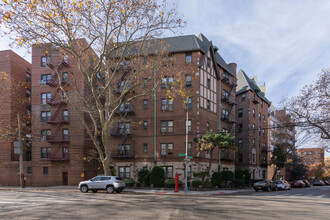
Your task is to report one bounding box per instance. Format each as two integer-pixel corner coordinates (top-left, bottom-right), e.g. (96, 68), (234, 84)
(228, 63), (237, 75)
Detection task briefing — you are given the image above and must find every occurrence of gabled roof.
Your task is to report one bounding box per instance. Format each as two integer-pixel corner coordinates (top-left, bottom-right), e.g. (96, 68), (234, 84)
(111, 34), (234, 76)
(198, 41), (221, 79)
(236, 69), (271, 105)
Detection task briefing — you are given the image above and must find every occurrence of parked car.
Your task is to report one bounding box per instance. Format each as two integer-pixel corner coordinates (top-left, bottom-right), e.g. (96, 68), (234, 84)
(291, 180), (306, 188)
(253, 179), (277, 192)
(323, 180), (330, 185)
(313, 180), (325, 186)
(78, 176), (126, 193)
(302, 180), (311, 187)
(275, 180), (291, 190)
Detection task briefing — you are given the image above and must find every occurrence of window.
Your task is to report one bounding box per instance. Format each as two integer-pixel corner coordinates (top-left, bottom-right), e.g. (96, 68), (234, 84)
(26, 89), (31, 98)
(143, 143), (148, 153)
(63, 110), (68, 121)
(207, 57), (211, 67)
(43, 167), (48, 174)
(143, 121), (148, 129)
(238, 139), (243, 147)
(41, 74), (52, 83)
(161, 76), (173, 88)
(206, 100), (210, 110)
(185, 52), (192, 63)
(238, 153), (243, 162)
(242, 93), (246, 101)
(41, 147), (51, 158)
(253, 124), (255, 133)
(143, 78), (148, 87)
(262, 142), (266, 150)
(41, 93), (51, 104)
(238, 109), (243, 118)
(186, 97), (191, 110)
(187, 142), (192, 155)
(253, 139), (255, 147)
(187, 166), (191, 179)
(143, 100), (148, 109)
(62, 129), (69, 140)
(27, 167), (32, 174)
(62, 72), (68, 82)
(118, 122), (130, 134)
(118, 166), (130, 179)
(118, 144), (130, 155)
(207, 78), (211, 89)
(263, 129), (265, 137)
(62, 147), (68, 158)
(161, 121), (173, 133)
(63, 54), (68, 63)
(238, 124), (243, 132)
(185, 75), (192, 86)
(259, 113), (261, 121)
(259, 126), (261, 135)
(26, 151), (32, 161)
(161, 99), (173, 111)
(187, 120), (192, 132)
(222, 128), (229, 134)
(223, 72), (229, 80)
(163, 166), (173, 179)
(222, 109), (229, 118)
(41, 56), (50, 67)
(26, 105), (31, 115)
(161, 143), (173, 155)
(26, 73), (31, 83)
(252, 149), (256, 164)
(223, 90), (229, 99)
(41, 129), (51, 140)
(207, 122), (210, 131)
(263, 115), (265, 124)
(41, 111), (51, 122)
(261, 101), (263, 108)
(253, 109), (255, 118)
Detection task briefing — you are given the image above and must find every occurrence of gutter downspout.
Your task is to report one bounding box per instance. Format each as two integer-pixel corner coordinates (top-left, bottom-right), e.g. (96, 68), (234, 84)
(218, 77), (222, 172)
(154, 62), (157, 164)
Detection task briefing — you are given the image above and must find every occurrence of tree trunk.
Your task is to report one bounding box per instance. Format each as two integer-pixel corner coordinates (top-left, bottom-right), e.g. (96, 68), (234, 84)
(207, 149), (214, 178)
(272, 168), (278, 180)
(102, 159), (111, 176)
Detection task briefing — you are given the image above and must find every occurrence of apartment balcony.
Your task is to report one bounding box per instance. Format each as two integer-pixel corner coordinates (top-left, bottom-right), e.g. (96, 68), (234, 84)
(115, 106), (135, 116)
(109, 130), (134, 137)
(221, 115), (237, 124)
(46, 116), (70, 125)
(45, 135), (70, 143)
(111, 150), (135, 159)
(261, 160), (268, 167)
(46, 78), (69, 87)
(221, 96), (237, 105)
(252, 97), (260, 104)
(47, 99), (68, 106)
(261, 146), (269, 152)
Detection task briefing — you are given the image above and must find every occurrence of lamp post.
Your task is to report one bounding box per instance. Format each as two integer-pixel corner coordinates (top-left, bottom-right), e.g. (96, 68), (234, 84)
(184, 109), (189, 193)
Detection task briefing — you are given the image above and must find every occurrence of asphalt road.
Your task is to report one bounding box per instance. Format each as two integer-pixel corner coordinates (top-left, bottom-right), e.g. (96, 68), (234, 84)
(0, 186), (329, 220)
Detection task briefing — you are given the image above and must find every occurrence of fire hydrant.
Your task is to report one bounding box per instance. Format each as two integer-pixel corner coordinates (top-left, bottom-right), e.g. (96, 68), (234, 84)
(174, 172), (179, 193)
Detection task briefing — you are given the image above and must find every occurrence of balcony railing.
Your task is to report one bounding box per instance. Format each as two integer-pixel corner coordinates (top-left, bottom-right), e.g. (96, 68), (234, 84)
(46, 135), (70, 143)
(46, 116), (70, 124)
(115, 106), (135, 115)
(111, 150), (135, 158)
(109, 130), (133, 137)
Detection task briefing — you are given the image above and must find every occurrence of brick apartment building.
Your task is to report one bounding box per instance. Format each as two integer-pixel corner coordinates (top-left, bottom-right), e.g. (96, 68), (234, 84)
(30, 40), (99, 186)
(109, 34), (237, 181)
(2, 34), (238, 186)
(268, 107), (296, 180)
(235, 70), (271, 180)
(297, 148), (325, 168)
(0, 50), (32, 186)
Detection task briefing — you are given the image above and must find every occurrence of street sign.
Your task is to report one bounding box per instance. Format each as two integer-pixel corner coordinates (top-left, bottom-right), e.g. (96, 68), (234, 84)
(185, 161), (189, 165)
(178, 153), (186, 156)
(188, 156), (193, 159)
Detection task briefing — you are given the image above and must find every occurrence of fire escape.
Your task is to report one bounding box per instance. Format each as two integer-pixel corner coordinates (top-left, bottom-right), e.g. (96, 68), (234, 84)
(110, 61), (135, 159)
(221, 75), (237, 125)
(45, 57), (70, 161)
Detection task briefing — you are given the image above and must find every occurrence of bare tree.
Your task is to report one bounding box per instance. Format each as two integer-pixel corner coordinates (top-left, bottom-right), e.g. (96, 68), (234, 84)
(282, 69), (330, 152)
(1, 0), (184, 174)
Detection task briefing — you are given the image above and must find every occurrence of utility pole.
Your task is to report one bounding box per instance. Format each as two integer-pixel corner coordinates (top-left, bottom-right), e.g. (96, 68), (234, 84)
(17, 113), (24, 188)
(184, 109), (189, 193)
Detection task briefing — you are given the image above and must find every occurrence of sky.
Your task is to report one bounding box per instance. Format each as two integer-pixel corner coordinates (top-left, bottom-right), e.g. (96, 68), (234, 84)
(0, 0), (329, 154)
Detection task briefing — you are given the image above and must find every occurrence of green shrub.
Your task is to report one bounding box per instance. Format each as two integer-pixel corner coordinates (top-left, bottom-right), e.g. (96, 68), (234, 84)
(165, 179), (183, 188)
(211, 172), (223, 187)
(203, 180), (213, 188)
(150, 166), (165, 187)
(235, 169), (244, 180)
(125, 179), (135, 187)
(138, 169), (150, 186)
(243, 169), (251, 185)
(233, 179), (244, 187)
(192, 180), (202, 188)
(193, 172), (207, 179)
(221, 170), (235, 182)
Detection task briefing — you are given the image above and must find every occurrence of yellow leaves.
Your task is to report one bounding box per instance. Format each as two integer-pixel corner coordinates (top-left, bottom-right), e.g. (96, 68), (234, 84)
(122, 9), (125, 13)
(18, 41), (22, 46)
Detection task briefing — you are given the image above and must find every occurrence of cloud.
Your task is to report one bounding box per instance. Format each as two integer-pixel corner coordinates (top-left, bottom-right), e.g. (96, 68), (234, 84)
(179, 0), (330, 105)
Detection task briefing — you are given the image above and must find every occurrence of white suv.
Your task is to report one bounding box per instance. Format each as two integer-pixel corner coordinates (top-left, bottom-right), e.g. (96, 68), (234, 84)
(78, 176), (126, 194)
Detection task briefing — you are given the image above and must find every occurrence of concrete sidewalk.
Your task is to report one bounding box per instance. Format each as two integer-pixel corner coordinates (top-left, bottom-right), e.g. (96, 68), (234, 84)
(0, 185), (253, 195)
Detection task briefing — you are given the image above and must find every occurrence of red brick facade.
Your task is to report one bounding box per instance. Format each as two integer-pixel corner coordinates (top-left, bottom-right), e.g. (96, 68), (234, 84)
(0, 50), (31, 186)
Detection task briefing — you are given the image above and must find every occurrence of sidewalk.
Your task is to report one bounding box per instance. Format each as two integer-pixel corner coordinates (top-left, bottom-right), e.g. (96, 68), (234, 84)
(0, 185), (253, 195)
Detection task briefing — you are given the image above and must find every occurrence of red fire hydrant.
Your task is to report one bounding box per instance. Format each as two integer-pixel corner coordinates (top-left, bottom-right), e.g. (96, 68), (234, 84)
(174, 172), (179, 193)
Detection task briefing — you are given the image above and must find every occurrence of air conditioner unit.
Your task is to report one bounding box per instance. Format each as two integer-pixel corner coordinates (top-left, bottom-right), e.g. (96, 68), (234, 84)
(38, 80), (46, 85)
(41, 136), (46, 141)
